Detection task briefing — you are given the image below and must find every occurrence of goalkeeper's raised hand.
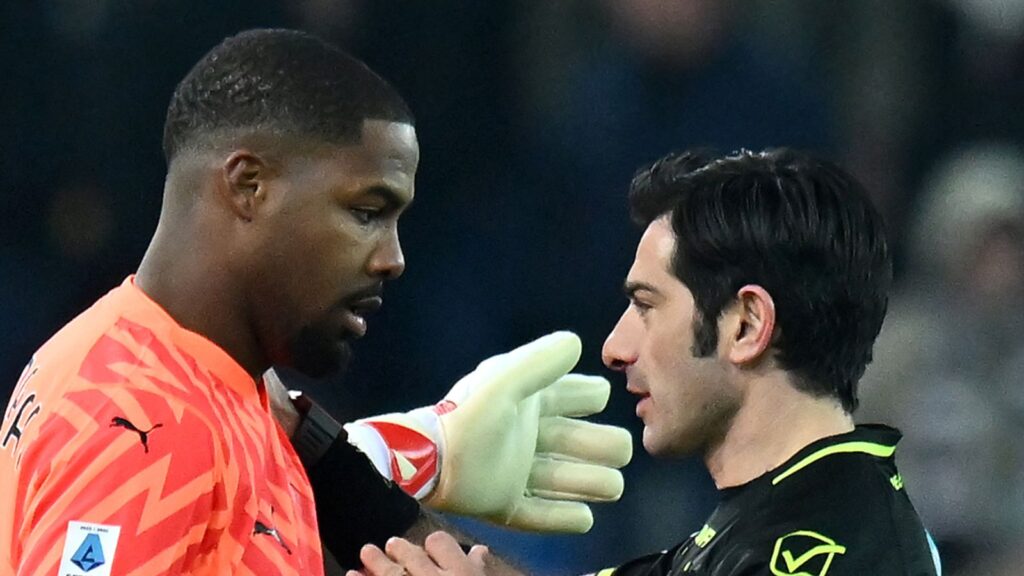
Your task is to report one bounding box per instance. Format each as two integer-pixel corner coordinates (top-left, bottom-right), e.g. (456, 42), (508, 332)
(344, 331), (633, 533)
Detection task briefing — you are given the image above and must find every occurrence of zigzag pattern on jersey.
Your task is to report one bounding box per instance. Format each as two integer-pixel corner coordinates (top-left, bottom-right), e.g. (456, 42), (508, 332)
(16, 316), (318, 575)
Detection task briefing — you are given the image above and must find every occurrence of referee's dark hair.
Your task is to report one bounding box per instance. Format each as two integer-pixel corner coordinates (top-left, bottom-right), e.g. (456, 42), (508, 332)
(162, 28), (414, 164)
(628, 148), (892, 413)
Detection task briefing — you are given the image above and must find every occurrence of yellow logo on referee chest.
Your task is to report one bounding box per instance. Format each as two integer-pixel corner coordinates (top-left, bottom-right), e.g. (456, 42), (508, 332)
(769, 531), (846, 576)
(694, 524), (717, 548)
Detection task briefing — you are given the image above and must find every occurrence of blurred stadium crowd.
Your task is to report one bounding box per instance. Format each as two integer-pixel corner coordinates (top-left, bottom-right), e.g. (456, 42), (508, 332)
(2, 0), (1022, 574)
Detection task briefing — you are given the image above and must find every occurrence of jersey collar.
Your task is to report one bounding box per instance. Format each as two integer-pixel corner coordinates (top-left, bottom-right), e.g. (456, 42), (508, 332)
(120, 275), (260, 402)
(770, 424), (902, 486)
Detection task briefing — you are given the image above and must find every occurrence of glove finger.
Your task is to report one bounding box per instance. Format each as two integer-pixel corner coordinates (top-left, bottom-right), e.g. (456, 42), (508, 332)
(470, 331), (583, 401)
(527, 458), (625, 502)
(537, 417), (633, 467)
(505, 498), (594, 533)
(538, 374), (610, 417)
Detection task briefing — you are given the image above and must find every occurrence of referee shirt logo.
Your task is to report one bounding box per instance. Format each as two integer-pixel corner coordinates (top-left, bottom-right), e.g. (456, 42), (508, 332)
(694, 524), (717, 548)
(769, 530), (846, 576)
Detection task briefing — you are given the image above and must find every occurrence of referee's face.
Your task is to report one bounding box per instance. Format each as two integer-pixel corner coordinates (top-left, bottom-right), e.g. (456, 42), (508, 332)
(603, 218), (740, 457)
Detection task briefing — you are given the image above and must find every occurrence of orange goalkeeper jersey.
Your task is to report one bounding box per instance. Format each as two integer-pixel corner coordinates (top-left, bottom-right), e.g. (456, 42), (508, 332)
(0, 277), (324, 575)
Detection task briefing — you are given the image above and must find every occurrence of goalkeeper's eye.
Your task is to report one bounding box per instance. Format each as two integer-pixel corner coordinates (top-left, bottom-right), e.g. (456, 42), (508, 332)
(351, 207), (383, 225)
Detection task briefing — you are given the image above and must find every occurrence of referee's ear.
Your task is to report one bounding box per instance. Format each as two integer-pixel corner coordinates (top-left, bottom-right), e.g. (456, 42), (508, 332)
(720, 284), (776, 366)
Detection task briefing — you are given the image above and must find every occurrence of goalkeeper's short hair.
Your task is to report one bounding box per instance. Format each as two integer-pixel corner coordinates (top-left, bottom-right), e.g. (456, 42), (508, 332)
(162, 28), (414, 163)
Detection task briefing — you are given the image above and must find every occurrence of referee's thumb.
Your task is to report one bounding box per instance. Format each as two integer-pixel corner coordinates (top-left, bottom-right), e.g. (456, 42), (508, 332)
(468, 544), (489, 569)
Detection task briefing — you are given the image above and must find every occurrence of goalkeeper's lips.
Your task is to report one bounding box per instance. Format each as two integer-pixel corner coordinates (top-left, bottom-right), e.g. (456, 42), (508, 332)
(340, 296), (382, 338)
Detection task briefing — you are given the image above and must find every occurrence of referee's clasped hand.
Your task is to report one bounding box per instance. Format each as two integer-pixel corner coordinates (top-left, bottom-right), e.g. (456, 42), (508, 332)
(352, 533), (489, 576)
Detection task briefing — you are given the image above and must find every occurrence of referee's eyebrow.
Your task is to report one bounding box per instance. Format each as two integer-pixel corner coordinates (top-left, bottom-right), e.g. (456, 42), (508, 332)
(624, 281), (660, 298)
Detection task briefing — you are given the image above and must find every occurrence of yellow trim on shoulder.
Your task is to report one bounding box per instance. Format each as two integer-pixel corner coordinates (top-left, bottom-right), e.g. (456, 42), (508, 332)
(772, 441), (896, 485)
(596, 568), (616, 576)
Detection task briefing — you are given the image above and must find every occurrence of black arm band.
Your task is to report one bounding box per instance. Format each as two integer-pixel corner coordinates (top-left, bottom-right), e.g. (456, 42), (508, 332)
(307, 430), (422, 568)
(293, 398), (343, 468)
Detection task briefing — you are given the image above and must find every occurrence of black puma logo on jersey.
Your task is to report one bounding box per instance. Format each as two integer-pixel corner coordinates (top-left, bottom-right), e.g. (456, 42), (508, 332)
(110, 417), (163, 453)
(254, 520), (293, 555)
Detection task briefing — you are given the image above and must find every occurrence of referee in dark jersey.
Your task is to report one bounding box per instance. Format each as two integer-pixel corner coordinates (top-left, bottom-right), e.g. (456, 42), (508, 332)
(351, 148), (941, 576)
(606, 426), (939, 575)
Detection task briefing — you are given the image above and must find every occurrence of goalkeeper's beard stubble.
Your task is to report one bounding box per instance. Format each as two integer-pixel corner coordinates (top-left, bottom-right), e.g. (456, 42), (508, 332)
(287, 317), (355, 380)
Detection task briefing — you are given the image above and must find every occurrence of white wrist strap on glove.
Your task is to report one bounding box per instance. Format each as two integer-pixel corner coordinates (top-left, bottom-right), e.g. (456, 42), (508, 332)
(343, 331), (633, 533)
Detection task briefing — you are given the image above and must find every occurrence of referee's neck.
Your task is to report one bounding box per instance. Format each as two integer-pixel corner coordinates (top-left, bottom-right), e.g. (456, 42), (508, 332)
(705, 380), (853, 490)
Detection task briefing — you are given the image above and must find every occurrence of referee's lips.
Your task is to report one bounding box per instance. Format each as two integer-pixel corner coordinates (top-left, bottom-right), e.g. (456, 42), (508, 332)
(626, 383), (651, 418)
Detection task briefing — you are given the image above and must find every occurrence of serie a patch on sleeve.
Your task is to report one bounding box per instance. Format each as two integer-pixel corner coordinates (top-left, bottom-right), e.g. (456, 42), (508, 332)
(58, 521), (122, 576)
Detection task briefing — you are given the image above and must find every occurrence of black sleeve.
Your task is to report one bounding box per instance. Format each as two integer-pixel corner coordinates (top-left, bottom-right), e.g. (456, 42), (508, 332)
(307, 432), (422, 568)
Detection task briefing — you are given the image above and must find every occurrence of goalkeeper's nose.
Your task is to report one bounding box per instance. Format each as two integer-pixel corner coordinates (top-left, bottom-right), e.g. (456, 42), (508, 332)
(367, 228), (406, 280)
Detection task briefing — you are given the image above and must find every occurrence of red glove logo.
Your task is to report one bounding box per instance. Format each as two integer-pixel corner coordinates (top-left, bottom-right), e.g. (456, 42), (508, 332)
(433, 400), (458, 416)
(363, 421), (438, 496)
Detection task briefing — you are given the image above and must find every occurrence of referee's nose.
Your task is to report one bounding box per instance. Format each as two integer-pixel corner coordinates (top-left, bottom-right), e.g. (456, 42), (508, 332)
(603, 306), (639, 371)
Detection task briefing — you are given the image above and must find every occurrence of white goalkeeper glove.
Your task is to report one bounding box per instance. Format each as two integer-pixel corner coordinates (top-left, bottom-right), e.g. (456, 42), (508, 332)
(343, 331), (633, 533)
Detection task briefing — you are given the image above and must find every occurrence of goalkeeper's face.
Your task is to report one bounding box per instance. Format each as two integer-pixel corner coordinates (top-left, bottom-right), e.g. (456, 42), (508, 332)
(603, 218), (740, 458)
(249, 120), (419, 377)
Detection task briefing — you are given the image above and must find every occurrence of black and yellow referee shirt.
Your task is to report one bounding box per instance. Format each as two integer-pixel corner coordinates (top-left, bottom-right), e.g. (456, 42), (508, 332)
(594, 425), (941, 576)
